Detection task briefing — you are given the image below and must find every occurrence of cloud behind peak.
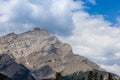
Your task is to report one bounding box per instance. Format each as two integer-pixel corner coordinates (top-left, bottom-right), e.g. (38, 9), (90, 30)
(0, 0), (83, 36)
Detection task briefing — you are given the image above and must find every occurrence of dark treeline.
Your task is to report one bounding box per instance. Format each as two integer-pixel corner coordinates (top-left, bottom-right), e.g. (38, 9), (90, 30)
(41, 71), (117, 80)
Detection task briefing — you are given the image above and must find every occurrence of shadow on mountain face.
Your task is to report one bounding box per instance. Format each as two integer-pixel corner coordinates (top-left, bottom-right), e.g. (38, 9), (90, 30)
(0, 73), (11, 80)
(0, 54), (36, 80)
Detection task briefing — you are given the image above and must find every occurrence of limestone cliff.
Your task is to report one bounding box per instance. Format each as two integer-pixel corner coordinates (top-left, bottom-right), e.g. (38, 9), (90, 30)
(0, 28), (117, 80)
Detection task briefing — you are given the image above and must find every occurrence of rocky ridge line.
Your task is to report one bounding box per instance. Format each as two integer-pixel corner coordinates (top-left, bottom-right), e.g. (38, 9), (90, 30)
(0, 28), (115, 79)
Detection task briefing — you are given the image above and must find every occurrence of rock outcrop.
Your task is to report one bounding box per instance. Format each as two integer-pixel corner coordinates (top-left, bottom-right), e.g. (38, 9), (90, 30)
(0, 54), (36, 80)
(0, 28), (119, 80)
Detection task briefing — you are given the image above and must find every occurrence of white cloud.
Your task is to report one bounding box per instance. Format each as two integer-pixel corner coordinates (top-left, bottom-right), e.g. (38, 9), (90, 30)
(0, 0), (84, 36)
(100, 64), (120, 76)
(115, 52), (120, 59)
(59, 12), (120, 75)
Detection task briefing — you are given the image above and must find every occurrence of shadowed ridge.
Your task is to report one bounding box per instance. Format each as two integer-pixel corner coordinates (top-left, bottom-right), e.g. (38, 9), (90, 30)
(0, 54), (37, 80)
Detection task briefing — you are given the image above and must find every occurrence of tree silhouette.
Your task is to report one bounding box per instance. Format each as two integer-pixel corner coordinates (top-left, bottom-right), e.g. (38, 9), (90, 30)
(71, 72), (78, 80)
(82, 77), (85, 80)
(100, 74), (103, 80)
(54, 72), (62, 80)
(94, 72), (98, 80)
(88, 71), (94, 80)
(108, 73), (113, 80)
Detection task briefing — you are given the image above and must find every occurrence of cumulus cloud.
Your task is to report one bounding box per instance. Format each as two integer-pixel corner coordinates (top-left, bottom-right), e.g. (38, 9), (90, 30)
(59, 12), (120, 75)
(0, 0), (83, 36)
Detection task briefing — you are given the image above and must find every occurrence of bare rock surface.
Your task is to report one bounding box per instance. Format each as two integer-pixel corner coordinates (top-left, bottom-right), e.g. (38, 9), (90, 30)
(0, 54), (36, 80)
(0, 28), (105, 79)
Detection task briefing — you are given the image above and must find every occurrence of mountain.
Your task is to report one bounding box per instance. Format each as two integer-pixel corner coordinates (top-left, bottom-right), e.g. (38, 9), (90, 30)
(0, 28), (119, 80)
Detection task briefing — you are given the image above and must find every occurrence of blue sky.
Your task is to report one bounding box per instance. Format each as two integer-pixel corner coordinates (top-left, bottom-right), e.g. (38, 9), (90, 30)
(83, 0), (120, 25)
(0, 0), (120, 76)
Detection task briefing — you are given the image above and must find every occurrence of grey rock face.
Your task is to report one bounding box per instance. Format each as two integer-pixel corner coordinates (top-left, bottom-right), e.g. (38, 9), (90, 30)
(0, 54), (36, 80)
(0, 28), (106, 79)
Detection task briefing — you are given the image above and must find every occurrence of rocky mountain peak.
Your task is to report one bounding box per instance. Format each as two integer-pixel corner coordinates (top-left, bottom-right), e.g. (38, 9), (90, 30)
(0, 28), (115, 79)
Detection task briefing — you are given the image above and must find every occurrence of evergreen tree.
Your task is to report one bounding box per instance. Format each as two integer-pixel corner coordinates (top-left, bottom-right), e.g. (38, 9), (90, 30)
(71, 72), (77, 80)
(94, 72), (98, 80)
(54, 72), (62, 80)
(100, 75), (103, 80)
(82, 77), (85, 80)
(108, 73), (113, 80)
(88, 71), (94, 80)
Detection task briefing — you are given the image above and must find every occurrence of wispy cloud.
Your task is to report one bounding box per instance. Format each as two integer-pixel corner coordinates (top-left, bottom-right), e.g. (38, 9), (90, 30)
(116, 16), (120, 26)
(87, 0), (96, 5)
(100, 64), (120, 75)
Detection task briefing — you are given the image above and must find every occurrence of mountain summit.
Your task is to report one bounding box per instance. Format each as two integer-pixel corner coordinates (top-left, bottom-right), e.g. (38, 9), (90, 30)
(0, 28), (119, 80)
